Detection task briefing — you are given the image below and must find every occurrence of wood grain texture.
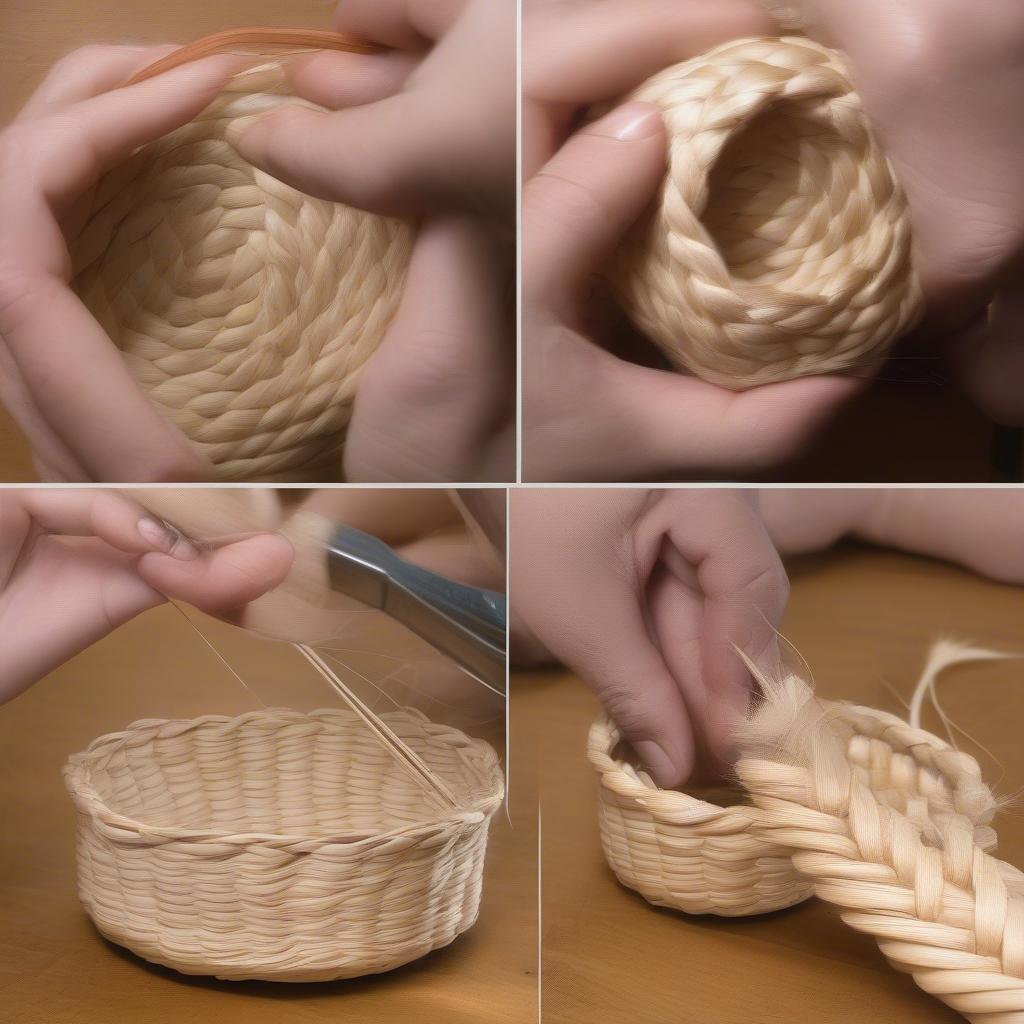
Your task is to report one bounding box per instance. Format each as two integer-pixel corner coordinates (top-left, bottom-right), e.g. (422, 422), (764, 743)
(521, 543), (1024, 1023)
(0, 603), (535, 1024)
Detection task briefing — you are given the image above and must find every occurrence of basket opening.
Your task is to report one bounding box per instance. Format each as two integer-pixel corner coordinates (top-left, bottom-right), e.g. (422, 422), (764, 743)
(82, 711), (498, 838)
(703, 96), (848, 288)
(611, 738), (750, 807)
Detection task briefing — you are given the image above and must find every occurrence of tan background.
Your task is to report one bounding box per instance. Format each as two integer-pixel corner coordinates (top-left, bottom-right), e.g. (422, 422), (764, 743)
(0, 587), (534, 1019)
(521, 543), (1024, 1023)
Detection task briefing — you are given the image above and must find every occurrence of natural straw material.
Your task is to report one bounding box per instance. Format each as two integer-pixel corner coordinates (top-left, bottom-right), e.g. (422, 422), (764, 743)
(609, 36), (922, 389)
(590, 697), (1003, 922)
(737, 672), (1024, 1023)
(71, 33), (413, 481)
(587, 715), (811, 915)
(65, 707), (503, 981)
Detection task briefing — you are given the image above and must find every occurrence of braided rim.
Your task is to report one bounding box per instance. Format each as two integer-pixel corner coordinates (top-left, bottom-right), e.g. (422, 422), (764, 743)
(65, 707), (504, 852)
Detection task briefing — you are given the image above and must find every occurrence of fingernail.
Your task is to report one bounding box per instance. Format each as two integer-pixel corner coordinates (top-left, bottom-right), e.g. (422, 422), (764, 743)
(633, 740), (676, 788)
(137, 516), (199, 560)
(591, 102), (663, 141)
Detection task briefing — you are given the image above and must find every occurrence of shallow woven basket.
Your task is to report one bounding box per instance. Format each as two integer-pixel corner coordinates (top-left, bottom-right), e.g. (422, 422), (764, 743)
(609, 35), (922, 389)
(588, 698), (998, 918)
(70, 31), (414, 481)
(64, 707), (503, 981)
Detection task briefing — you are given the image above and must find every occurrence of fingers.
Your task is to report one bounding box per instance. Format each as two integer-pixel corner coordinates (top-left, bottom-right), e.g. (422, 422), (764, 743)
(332, 0), (466, 48)
(18, 44), (178, 118)
(524, 332), (863, 482)
(17, 488), (198, 558)
(508, 489), (696, 785)
(524, 0), (774, 106)
(138, 533), (294, 616)
(288, 49), (417, 109)
(233, 0), (512, 219)
(0, 274), (213, 481)
(33, 53), (243, 205)
(523, 102), (667, 316)
(661, 493), (789, 761)
(344, 216), (513, 482)
(603, 361), (863, 479)
(228, 98), (427, 215)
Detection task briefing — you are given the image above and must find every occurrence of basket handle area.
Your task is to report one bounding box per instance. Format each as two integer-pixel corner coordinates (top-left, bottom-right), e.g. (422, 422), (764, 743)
(124, 27), (384, 87)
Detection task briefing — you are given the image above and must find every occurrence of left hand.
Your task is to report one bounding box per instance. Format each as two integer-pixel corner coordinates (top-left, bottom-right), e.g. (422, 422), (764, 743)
(0, 489), (294, 703)
(0, 45), (243, 482)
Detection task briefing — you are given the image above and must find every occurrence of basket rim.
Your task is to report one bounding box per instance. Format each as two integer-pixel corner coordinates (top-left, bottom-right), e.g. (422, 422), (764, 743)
(65, 706), (504, 850)
(587, 698), (979, 825)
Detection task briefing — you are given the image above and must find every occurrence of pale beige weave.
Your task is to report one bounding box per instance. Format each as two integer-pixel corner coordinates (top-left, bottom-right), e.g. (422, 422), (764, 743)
(590, 699), (1001, 921)
(590, 667), (1024, 1021)
(609, 36), (922, 389)
(738, 674), (1024, 1023)
(71, 56), (413, 482)
(65, 707), (503, 981)
(587, 715), (811, 915)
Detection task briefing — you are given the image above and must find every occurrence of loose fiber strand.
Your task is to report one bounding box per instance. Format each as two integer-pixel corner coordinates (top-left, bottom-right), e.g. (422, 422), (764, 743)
(295, 643), (461, 810)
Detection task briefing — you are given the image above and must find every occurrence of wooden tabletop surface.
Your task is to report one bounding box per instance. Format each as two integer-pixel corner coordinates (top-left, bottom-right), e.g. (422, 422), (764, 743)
(520, 542), (1024, 1024)
(0, 603), (535, 1024)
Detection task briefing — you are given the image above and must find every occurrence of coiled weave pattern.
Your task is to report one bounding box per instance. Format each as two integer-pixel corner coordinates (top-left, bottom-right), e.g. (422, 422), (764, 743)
(71, 61), (413, 481)
(609, 36), (922, 388)
(65, 707), (503, 981)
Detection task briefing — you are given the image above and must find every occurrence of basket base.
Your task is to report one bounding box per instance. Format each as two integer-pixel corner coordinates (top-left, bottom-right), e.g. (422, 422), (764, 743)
(91, 913), (478, 983)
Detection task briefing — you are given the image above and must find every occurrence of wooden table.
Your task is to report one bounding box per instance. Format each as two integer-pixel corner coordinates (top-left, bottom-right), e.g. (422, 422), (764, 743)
(521, 543), (1024, 1023)
(0, 603), (535, 1024)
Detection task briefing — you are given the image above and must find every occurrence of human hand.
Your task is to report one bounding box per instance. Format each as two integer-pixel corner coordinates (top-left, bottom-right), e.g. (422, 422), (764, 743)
(807, 0), (1024, 422)
(231, 0), (514, 223)
(758, 487), (1024, 586)
(509, 488), (789, 786)
(0, 489), (294, 704)
(522, 0), (774, 175)
(227, 1), (514, 482)
(522, 100), (861, 481)
(0, 45), (243, 482)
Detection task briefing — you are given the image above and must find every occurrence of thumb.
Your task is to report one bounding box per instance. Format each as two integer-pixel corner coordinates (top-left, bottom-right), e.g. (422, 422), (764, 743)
(523, 101), (666, 317)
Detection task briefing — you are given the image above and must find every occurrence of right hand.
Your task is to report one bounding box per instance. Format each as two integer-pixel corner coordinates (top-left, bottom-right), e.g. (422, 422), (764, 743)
(510, 488), (789, 787)
(808, 0), (1024, 423)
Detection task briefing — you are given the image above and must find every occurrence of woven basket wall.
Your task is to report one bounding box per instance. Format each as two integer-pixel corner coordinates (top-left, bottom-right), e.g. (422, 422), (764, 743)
(70, 53), (413, 482)
(588, 700), (997, 918)
(64, 707), (503, 981)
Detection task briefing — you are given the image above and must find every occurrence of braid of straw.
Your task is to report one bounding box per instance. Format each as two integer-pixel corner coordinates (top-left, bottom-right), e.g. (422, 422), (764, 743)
(609, 35), (922, 389)
(735, 673), (1024, 1023)
(71, 51), (413, 482)
(589, 695), (1004, 920)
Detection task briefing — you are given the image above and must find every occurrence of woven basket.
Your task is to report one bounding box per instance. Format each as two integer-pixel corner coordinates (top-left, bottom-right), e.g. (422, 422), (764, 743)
(608, 35), (922, 389)
(588, 698), (998, 917)
(70, 32), (414, 482)
(64, 707), (503, 981)
(588, 715), (811, 915)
